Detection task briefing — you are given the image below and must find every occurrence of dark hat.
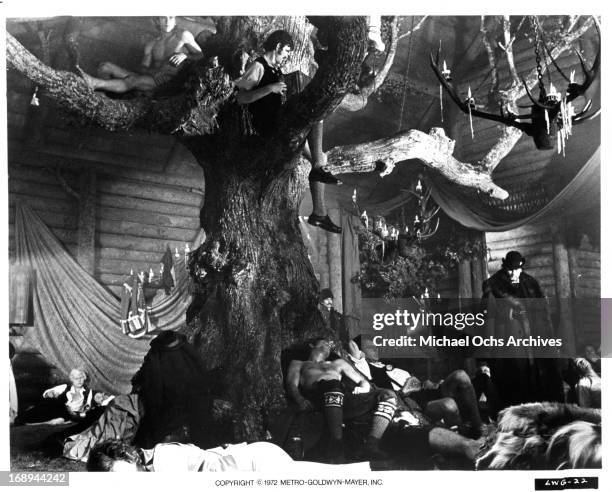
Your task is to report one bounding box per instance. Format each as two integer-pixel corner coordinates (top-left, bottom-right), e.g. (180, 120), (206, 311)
(319, 288), (334, 301)
(502, 251), (525, 269)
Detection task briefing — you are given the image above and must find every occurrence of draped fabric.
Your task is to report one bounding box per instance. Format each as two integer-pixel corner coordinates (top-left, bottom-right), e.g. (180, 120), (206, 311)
(14, 202), (201, 394)
(429, 148), (600, 232)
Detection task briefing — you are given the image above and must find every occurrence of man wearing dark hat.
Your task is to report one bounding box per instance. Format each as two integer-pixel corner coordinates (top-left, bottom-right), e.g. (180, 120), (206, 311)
(482, 251), (563, 407)
(318, 288), (347, 344)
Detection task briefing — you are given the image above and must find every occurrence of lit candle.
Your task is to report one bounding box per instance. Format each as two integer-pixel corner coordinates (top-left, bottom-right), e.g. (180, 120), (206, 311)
(416, 179), (423, 193)
(424, 287), (429, 298)
(148, 268), (154, 283)
(352, 189), (357, 203)
(442, 60), (451, 80)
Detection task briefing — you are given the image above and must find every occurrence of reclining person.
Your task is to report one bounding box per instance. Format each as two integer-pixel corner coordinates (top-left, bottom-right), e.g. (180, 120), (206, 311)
(348, 335), (484, 438)
(22, 368), (108, 426)
(79, 16), (203, 93)
(87, 438), (371, 472)
(286, 338), (397, 462)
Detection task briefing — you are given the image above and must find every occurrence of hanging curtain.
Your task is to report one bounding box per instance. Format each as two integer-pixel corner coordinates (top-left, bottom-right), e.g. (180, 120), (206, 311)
(14, 202), (201, 394)
(428, 148), (600, 232)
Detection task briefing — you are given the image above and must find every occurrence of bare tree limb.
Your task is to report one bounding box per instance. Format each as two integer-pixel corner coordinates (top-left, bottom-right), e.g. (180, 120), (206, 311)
(397, 16), (429, 41)
(480, 16), (596, 173)
(325, 127), (509, 200)
(278, 16), (367, 145)
(6, 32), (234, 135)
(480, 16), (499, 94)
(338, 17), (400, 112)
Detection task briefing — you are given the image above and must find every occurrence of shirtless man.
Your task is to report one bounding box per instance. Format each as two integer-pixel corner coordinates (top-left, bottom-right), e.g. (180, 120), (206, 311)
(80, 16), (203, 93)
(286, 339), (397, 461)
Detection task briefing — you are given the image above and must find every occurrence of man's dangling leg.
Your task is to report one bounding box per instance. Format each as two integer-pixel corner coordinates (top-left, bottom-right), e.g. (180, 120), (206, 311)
(306, 120), (342, 234)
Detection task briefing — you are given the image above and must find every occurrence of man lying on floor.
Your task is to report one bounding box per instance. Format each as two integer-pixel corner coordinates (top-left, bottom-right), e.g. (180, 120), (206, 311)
(286, 338), (484, 466)
(347, 335), (486, 438)
(87, 439), (371, 472)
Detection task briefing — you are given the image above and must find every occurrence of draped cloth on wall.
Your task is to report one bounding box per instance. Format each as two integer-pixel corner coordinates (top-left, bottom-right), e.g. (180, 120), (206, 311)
(429, 148), (600, 232)
(14, 202), (200, 394)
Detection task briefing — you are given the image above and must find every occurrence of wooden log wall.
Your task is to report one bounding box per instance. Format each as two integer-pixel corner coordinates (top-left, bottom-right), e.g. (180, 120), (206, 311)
(7, 71), (204, 300)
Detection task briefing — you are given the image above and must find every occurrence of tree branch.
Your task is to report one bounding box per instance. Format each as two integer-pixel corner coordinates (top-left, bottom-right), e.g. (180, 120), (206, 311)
(480, 16), (499, 94)
(480, 16), (596, 173)
(7, 32), (233, 135)
(278, 17), (367, 147)
(338, 17), (400, 112)
(325, 127), (509, 200)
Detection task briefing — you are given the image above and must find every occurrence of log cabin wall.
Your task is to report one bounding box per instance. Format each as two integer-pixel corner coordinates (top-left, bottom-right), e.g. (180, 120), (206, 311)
(452, 32), (601, 354)
(7, 71), (205, 404)
(7, 72), (204, 300)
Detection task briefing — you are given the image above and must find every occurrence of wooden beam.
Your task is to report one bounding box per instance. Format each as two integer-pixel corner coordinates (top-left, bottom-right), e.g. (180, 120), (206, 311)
(552, 226), (576, 355)
(327, 207), (343, 314)
(76, 170), (97, 274)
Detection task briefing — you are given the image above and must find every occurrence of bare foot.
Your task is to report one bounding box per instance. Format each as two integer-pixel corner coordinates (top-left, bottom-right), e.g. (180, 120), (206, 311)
(76, 66), (96, 90)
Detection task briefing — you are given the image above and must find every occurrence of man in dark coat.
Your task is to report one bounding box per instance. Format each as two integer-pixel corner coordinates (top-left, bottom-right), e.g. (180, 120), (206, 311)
(131, 331), (212, 449)
(318, 289), (348, 345)
(482, 251), (564, 407)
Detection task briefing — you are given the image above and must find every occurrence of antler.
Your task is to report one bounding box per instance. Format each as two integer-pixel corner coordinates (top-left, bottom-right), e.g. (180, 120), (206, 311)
(543, 21), (600, 102)
(429, 53), (530, 132)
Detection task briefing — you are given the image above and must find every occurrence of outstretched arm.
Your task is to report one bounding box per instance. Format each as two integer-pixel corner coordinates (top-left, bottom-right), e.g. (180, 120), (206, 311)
(286, 360), (313, 411)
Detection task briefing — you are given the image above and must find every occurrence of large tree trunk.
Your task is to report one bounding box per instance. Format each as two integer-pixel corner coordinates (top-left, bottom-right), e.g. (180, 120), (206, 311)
(184, 141), (331, 440)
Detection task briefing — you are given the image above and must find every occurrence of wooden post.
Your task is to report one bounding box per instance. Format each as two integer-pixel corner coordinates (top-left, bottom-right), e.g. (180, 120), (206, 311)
(552, 225), (576, 355)
(327, 207), (343, 313)
(76, 170), (97, 274)
(458, 259), (472, 309)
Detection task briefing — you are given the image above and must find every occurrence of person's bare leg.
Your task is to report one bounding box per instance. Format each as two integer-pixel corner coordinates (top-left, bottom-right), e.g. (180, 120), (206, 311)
(425, 397), (462, 427)
(441, 370), (483, 434)
(428, 427), (484, 462)
(96, 61), (132, 80)
(78, 68), (156, 93)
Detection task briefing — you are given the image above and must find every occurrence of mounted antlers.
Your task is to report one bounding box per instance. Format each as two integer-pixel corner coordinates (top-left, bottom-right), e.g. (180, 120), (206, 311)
(430, 19), (600, 151)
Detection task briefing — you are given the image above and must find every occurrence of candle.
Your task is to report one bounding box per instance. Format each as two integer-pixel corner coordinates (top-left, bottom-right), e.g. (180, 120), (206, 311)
(148, 268), (154, 283)
(416, 179), (423, 193)
(352, 189), (357, 203)
(175, 247), (180, 258)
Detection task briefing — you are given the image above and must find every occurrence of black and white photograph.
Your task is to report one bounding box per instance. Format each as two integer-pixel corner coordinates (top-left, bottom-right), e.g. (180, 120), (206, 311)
(1, 2), (608, 489)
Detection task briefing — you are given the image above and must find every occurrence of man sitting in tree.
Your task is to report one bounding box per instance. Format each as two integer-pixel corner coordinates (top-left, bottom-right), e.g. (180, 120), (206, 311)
(79, 16), (203, 93)
(236, 30), (343, 234)
(286, 338), (398, 462)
